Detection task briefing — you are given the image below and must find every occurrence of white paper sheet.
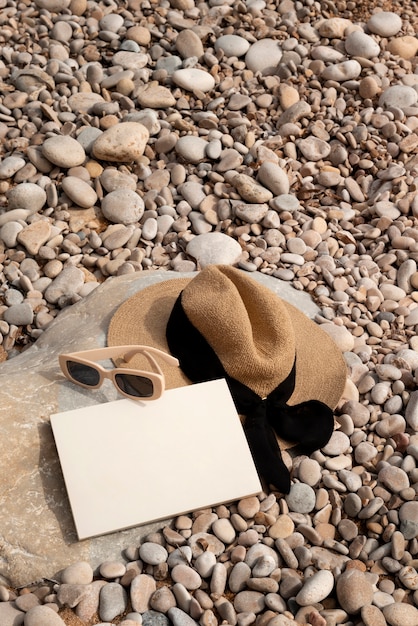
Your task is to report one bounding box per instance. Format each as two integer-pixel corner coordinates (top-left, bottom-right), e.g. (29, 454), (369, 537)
(51, 378), (262, 540)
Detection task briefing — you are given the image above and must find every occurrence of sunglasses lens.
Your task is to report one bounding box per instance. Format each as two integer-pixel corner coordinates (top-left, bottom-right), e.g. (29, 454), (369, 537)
(67, 361), (100, 386)
(115, 373), (154, 398)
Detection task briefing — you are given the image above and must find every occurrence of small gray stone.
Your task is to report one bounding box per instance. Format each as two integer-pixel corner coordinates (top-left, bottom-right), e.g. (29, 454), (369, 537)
(345, 31), (380, 58)
(101, 189), (145, 225)
(44, 266), (85, 305)
(42, 135), (86, 168)
(321, 60), (361, 81)
(24, 605), (66, 626)
(214, 35), (251, 57)
(7, 183), (47, 214)
(167, 607), (199, 626)
(245, 39), (282, 75)
(0, 156), (26, 179)
(186, 232), (242, 267)
(367, 11), (403, 36)
(172, 68), (215, 93)
(379, 85), (418, 110)
(3, 303), (34, 326)
(336, 569), (373, 615)
(175, 136), (208, 163)
(285, 483), (316, 513)
(295, 570), (334, 606)
(99, 582), (128, 622)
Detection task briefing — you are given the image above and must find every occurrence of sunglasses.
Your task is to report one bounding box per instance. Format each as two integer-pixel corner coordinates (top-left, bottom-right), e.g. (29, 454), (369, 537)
(59, 345), (179, 401)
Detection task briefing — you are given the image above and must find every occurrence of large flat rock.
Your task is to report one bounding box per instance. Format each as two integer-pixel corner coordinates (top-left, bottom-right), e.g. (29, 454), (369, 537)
(0, 270), (319, 587)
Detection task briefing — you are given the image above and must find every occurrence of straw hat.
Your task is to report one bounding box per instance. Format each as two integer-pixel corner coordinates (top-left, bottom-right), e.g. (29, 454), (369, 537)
(108, 265), (347, 493)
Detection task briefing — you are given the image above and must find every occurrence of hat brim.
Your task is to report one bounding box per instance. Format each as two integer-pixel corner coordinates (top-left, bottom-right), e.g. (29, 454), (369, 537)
(107, 276), (347, 411)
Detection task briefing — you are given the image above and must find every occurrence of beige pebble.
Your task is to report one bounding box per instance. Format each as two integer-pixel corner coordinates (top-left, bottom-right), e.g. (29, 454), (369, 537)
(237, 496), (260, 519)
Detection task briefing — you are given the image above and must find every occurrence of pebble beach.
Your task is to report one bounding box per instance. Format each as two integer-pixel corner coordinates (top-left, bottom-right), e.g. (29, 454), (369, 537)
(1, 0), (418, 624)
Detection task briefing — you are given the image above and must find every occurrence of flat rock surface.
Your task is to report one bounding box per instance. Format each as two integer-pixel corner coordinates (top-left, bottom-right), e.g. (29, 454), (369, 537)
(0, 270), (317, 588)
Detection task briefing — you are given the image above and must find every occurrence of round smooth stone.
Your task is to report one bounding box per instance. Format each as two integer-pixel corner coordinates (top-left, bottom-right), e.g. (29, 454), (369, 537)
(235, 203), (269, 224)
(42, 135), (86, 168)
(1, 220), (23, 248)
(175, 136), (208, 164)
(100, 13), (124, 32)
(354, 441), (378, 464)
(172, 68), (215, 93)
(44, 266), (85, 304)
(338, 469), (362, 492)
(229, 562), (251, 593)
(268, 515), (294, 539)
(245, 544), (279, 569)
(398, 566), (418, 590)
(139, 542), (168, 565)
(319, 323), (354, 351)
(101, 189), (145, 225)
(399, 501), (418, 539)
(150, 587), (176, 613)
(317, 17), (352, 38)
(194, 551), (216, 578)
(237, 496), (260, 519)
(142, 218), (158, 241)
(212, 518), (236, 545)
(295, 570), (334, 606)
(298, 458), (321, 486)
(231, 173), (273, 203)
(93, 122), (149, 162)
(112, 51), (148, 72)
(321, 60), (361, 82)
(383, 602), (418, 626)
(245, 39), (282, 75)
(167, 607), (199, 626)
(379, 85), (418, 110)
(3, 303), (34, 326)
(99, 561), (127, 579)
(186, 232), (242, 268)
(322, 431), (350, 456)
(387, 36), (418, 59)
(256, 162), (290, 195)
(99, 582), (128, 622)
(345, 31), (380, 59)
(60, 561), (93, 584)
(252, 555), (277, 578)
(0, 155), (26, 178)
(286, 483), (316, 513)
(378, 465), (409, 493)
(100, 169), (137, 193)
(367, 11), (403, 37)
(7, 182), (47, 214)
(142, 610), (170, 626)
(233, 591), (265, 614)
(406, 391), (418, 430)
(167, 547), (192, 569)
(171, 564), (202, 590)
(50, 20), (73, 42)
(175, 29), (204, 59)
(62, 176), (98, 208)
(24, 605), (66, 626)
(131, 574), (157, 613)
(214, 35), (250, 57)
(336, 569), (373, 614)
(297, 136), (331, 161)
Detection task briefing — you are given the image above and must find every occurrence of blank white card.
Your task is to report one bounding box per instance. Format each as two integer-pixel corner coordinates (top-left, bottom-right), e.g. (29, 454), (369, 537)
(51, 378), (262, 540)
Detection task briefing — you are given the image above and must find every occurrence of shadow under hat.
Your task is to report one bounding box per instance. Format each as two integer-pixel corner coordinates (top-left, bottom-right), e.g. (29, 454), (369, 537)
(108, 265), (347, 494)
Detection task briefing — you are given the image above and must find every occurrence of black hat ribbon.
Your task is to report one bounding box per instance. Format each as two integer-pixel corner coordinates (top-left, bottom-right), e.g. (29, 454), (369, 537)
(166, 292), (335, 494)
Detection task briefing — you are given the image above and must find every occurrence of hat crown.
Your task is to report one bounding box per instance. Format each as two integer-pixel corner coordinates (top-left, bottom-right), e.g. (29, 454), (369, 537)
(181, 265), (296, 398)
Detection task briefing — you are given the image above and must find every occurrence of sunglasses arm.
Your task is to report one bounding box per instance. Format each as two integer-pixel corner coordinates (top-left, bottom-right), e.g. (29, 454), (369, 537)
(124, 346), (180, 372)
(60, 345), (179, 368)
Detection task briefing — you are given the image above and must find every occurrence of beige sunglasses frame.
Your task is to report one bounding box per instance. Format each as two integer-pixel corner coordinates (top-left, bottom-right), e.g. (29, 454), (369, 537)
(59, 345), (180, 401)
